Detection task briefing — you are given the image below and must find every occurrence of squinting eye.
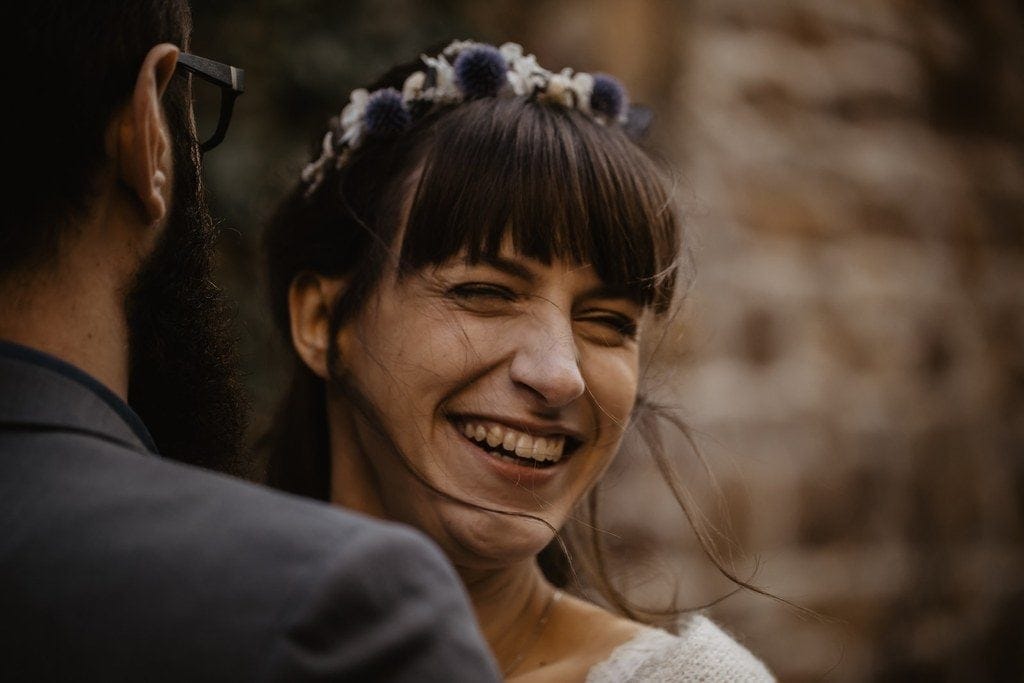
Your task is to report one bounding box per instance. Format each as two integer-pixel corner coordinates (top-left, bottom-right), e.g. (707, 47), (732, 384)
(446, 282), (521, 316)
(447, 283), (518, 302)
(577, 313), (639, 344)
(611, 317), (639, 338)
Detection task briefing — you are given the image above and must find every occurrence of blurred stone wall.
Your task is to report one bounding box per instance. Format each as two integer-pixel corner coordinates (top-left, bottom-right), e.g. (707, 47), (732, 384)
(592, 1), (1024, 680)
(192, 1), (1024, 680)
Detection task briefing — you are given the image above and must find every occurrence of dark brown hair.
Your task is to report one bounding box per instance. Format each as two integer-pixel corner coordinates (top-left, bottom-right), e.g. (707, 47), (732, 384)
(261, 50), (773, 623)
(4, 1), (193, 274)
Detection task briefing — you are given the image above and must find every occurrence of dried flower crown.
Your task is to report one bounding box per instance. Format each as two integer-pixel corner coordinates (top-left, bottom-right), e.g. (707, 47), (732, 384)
(301, 40), (649, 195)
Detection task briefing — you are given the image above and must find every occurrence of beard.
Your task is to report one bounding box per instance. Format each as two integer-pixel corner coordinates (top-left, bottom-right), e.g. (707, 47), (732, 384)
(124, 94), (251, 478)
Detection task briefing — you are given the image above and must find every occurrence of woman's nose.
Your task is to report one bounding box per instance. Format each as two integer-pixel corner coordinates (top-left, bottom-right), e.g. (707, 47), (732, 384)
(508, 320), (586, 408)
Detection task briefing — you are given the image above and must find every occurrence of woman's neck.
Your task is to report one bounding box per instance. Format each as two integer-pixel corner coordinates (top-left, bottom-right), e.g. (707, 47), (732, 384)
(461, 561), (558, 677)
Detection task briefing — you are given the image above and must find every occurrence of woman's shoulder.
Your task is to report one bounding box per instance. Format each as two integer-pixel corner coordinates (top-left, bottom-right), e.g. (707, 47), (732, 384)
(585, 614), (775, 682)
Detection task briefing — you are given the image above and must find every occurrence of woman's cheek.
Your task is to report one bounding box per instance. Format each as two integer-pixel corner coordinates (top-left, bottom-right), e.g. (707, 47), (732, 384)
(580, 348), (640, 423)
(451, 315), (520, 359)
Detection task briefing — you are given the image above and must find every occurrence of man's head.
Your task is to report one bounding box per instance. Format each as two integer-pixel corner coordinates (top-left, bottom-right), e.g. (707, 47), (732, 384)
(5, 2), (250, 475)
(7, 2), (191, 266)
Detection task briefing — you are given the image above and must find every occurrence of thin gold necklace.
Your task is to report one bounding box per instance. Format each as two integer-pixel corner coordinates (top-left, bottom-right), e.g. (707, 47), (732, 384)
(502, 589), (563, 678)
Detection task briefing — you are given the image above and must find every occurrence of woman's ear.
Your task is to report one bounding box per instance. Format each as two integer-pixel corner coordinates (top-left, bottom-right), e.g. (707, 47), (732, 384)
(288, 273), (346, 379)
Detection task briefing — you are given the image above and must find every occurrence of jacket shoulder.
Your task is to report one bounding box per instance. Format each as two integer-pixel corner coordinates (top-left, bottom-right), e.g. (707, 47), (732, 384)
(0, 430), (499, 681)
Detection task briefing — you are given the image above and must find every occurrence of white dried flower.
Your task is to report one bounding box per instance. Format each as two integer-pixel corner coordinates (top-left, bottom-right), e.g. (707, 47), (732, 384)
(402, 71), (426, 102)
(341, 89), (368, 126)
(506, 51), (548, 97)
(499, 42), (524, 64)
(338, 88), (369, 147)
(420, 53), (462, 103)
(569, 71), (595, 113)
(443, 39), (478, 58)
(506, 70), (528, 96)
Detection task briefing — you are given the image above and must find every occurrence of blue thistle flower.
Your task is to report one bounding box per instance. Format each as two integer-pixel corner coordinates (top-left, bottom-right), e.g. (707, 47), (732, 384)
(363, 88), (410, 137)
(454, 44), (507, 98)
(590, 74), (627, 121)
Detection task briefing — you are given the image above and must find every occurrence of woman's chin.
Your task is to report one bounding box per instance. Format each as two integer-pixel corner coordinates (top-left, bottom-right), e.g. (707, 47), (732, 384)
(436, 506), (557, 570)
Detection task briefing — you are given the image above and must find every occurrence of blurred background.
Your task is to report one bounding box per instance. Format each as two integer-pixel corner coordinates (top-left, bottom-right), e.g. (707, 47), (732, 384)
(190, 1), (1024, 680)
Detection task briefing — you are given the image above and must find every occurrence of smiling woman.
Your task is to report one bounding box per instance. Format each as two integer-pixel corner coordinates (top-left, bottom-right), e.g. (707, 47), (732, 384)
(261, 41), (774, 681)
(321, 248), (641, 567)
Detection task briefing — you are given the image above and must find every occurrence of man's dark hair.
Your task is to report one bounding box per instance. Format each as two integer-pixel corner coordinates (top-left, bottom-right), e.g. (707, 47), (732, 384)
(5, 1), (251, 477)
(5, 1), (192, 274)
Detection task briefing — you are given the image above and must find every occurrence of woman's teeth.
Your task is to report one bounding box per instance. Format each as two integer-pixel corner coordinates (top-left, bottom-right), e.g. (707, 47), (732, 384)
(460, 420), (566, 463)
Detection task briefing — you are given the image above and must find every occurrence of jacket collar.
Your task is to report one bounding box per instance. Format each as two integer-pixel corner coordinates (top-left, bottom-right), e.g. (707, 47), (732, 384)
(0, 340), (157, 454)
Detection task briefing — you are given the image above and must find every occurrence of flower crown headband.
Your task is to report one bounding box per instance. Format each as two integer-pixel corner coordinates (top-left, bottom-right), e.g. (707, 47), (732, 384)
(300, 39), (651, 196)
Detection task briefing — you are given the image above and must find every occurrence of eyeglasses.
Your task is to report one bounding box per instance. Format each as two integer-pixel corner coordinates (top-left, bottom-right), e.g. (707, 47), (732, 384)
(175, 52), (245, 152)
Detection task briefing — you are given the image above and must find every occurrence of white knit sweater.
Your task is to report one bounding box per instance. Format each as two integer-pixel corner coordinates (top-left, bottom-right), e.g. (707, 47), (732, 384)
(586, 615), (774, 682)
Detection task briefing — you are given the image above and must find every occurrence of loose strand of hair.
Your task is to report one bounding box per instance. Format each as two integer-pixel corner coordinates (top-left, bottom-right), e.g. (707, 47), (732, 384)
(639, 398), (822, 620)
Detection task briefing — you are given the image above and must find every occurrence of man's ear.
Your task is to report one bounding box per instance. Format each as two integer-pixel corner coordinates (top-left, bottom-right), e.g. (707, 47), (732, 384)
(114, 43), (180, 225)
(289, 273), (347, 379)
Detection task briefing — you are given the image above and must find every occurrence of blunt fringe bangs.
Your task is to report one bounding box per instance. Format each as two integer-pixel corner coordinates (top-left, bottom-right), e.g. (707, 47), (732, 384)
(400, 97), (679, 314)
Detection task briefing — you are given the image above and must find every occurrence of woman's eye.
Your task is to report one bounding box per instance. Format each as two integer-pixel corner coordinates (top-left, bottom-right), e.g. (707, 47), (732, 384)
(447, 283), (518, 309)
(448, 283), (517, 300)
(577, 312), (639, 344)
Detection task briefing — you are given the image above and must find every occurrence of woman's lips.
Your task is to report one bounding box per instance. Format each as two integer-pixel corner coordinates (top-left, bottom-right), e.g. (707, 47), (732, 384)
(457, 418), (567, 463)
(447, 418), (577, 486)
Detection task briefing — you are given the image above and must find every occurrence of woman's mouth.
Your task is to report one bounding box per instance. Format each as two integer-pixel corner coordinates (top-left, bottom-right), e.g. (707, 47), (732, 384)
(453, 418), (580, 469)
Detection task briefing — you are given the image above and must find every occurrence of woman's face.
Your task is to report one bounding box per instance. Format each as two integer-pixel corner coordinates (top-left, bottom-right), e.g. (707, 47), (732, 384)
(330, 242), (642, 568)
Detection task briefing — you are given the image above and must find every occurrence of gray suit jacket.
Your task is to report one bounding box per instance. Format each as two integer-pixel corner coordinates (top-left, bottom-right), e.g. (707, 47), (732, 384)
(0, 343), (500, 681)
